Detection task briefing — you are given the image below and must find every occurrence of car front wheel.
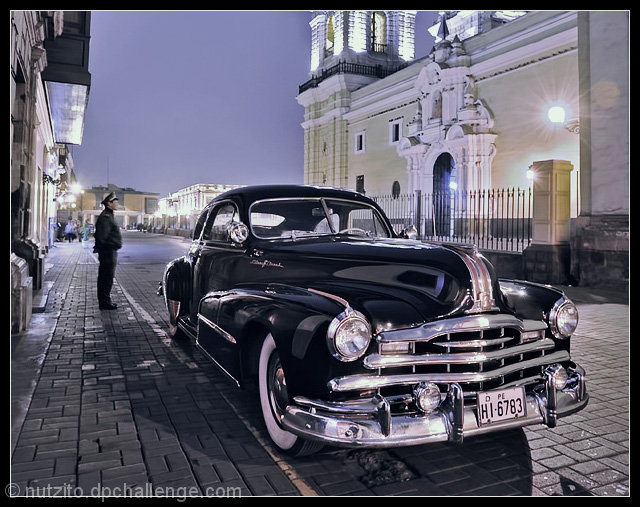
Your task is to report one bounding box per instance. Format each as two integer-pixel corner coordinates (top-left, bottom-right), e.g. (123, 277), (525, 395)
(258, 334), (323, 457)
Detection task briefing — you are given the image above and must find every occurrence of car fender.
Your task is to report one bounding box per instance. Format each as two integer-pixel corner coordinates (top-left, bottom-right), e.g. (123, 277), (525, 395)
(197, 283), (350, 397)
(498, 278), (566, 320)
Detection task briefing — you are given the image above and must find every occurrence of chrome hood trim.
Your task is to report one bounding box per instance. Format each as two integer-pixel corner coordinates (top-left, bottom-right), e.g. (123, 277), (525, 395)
(376, 314), (547, 343)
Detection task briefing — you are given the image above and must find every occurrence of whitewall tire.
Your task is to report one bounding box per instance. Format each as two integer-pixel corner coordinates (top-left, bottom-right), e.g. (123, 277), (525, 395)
(258, 334), (323, 456)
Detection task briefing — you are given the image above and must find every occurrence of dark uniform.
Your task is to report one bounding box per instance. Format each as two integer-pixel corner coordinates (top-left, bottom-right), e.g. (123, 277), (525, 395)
(94, 192), (122, 309)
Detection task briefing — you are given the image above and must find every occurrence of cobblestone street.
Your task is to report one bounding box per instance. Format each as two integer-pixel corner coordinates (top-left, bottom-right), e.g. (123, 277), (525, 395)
(10, 232), (629, 497)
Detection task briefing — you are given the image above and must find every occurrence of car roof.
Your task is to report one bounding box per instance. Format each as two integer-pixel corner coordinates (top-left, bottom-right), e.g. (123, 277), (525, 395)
(213, 184), (375, 205)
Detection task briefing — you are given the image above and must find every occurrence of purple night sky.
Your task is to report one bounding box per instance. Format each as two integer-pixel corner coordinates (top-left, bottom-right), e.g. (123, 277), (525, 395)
(70, 11), (437, 197)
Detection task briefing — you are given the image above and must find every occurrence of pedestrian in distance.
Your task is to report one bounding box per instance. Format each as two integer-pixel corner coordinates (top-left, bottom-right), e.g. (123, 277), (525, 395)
(94, 192), (122, 310)
(64, 221), (76, 242)
(81, 222), (92, 249)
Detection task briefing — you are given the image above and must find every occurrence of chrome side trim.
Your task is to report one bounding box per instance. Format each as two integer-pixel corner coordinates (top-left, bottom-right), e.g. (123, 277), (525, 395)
(377, 314), (546, 343)
(363, 337), (556, 369)
(176, 317), (197, 340)
(197, 313), (237, 344)
(329, 350), (571, 392)
(195, 341), (241, 387)
(307, 287), (350, 309)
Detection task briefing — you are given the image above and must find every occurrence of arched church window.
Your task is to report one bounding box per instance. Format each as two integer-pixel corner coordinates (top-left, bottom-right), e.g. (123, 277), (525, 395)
(371, 11), (387, 53)
(326, 15), (335, 56)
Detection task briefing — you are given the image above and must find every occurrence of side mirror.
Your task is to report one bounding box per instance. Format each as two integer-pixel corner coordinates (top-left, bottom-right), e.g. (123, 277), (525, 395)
(227, 221), (249, 245)
(401, 225), (418, 240)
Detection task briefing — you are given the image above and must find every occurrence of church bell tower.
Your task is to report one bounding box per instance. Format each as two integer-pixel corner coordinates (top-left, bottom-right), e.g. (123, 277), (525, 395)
(297, 11), (417, 188)
(308, 11), (416, 75)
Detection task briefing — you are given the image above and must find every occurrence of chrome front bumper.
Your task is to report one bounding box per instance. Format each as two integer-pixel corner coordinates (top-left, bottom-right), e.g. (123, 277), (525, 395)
(281, 364), (588, 448)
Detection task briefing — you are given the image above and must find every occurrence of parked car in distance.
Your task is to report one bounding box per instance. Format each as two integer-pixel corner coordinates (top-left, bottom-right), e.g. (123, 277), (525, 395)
(159, 185), (588, 456)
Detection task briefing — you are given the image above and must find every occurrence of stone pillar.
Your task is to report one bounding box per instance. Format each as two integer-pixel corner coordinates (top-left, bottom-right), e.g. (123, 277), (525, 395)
(572, 11), (629, 288)
(523, 160), (573, 284)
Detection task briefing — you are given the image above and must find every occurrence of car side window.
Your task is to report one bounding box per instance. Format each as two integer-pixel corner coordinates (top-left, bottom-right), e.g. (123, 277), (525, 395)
(192, 207), (210, 240)
(201, 202), (239, 242)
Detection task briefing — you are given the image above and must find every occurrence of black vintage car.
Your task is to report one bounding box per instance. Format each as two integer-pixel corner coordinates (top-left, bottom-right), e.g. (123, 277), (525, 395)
(160, 185), (587, 456)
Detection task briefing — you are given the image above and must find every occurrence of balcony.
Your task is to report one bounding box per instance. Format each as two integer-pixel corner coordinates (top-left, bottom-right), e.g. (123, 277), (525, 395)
(299, 60), (408, 94)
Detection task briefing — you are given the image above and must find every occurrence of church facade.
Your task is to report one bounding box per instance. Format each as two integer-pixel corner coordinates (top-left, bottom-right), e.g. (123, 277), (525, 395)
(296, 10), (628, 287)
(297, 11), (580, 210)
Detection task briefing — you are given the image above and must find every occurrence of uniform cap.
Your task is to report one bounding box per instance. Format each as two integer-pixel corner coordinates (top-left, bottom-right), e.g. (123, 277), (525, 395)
(101, 192), (118, 205)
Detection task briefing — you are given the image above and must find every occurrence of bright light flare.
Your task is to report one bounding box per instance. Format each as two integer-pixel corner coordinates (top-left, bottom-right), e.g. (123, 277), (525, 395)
(547, 106), (566, 124)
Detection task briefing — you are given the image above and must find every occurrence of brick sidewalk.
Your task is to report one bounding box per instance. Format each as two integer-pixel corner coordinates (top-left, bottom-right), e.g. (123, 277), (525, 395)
(10, 243), (303, 498)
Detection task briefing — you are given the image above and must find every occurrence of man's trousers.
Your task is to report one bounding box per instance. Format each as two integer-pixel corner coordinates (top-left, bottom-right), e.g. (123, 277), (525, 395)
(97, 249), (118, 304)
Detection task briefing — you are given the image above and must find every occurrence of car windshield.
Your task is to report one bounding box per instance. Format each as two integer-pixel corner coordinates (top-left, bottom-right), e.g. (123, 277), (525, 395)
(249, 198), (392, 240)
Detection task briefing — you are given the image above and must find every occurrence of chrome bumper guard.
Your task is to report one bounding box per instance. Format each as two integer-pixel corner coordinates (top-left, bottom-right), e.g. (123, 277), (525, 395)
(281, 364), (588, 448)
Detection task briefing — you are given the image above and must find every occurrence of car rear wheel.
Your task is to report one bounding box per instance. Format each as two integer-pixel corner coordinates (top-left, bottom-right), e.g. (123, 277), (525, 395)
(166, 299), (187, 340)
(258, 334), (323, 457)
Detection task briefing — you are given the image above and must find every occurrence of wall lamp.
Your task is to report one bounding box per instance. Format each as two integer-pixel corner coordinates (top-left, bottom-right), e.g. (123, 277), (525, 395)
(547, 106), (580, 134)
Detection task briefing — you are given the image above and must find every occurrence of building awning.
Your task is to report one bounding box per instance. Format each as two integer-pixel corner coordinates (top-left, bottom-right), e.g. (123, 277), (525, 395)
(42, 11), (92, 145)
(45, 81), (89, 145)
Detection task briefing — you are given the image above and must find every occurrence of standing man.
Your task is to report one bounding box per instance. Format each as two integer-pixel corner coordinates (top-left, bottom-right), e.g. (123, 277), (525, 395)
(94, 192), (122, 310)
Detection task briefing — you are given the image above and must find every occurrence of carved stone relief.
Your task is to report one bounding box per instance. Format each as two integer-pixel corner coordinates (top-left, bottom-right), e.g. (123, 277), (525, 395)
(397, 45), (497, 196)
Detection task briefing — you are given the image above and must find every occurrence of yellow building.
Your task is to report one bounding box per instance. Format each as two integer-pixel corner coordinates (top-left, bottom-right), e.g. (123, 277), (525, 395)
(298, 11), (581, 205)
(77, 184), (160, 228)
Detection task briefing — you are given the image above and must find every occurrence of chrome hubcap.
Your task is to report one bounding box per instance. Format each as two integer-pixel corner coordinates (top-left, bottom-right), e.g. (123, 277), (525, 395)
(267, 353), (289, 423)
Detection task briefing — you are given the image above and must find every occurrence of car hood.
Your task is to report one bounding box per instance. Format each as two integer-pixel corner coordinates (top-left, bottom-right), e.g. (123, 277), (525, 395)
(258, 237), (500, 332)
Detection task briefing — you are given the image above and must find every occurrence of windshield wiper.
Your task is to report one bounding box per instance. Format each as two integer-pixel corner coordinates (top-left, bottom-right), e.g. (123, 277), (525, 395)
(285, 230), (328, 241)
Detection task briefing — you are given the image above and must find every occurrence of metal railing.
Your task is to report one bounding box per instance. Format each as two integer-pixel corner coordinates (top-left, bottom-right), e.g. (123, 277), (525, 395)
(371, 42), (388, 53)
(372, 188), (533, 252)
(299, 60), (408, 94)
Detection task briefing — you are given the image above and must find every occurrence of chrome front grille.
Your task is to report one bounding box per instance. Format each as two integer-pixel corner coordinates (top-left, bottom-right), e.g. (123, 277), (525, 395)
(328, 314), (570, 401)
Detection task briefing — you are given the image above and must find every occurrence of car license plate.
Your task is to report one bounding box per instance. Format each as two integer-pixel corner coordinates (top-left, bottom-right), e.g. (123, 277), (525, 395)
(477, 386), (526, 425)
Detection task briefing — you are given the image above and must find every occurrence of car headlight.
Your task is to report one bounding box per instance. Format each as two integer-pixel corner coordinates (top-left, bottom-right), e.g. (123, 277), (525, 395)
(549, 297), (579, 339)
(327, 310), (371, 362)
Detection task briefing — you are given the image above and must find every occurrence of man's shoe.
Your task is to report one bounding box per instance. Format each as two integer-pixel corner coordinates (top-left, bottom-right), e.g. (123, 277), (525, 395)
(99, 301), (118, 310)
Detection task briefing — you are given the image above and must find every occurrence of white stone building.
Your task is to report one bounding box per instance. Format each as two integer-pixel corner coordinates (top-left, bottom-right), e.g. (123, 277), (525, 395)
(11, 11), (91, 332)
(156, 183), (243, 233)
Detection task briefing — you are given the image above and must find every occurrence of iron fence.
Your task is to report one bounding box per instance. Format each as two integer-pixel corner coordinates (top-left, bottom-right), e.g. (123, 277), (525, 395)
(372, 188), (533, 252)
